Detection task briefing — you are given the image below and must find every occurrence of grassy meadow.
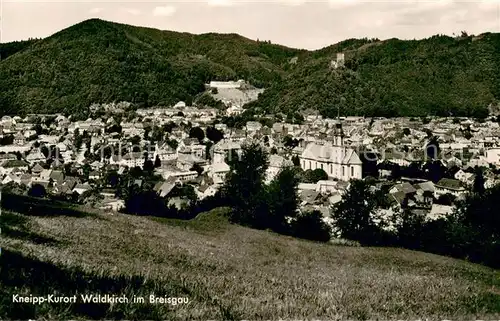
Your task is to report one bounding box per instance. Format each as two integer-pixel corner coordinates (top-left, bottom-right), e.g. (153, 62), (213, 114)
(1, 204), (499, 320)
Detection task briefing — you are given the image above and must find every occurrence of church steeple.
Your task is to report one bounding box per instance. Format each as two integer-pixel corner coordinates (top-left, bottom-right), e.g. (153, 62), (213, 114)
(334, 120), (344, 146)
(334, 105), (344, 146)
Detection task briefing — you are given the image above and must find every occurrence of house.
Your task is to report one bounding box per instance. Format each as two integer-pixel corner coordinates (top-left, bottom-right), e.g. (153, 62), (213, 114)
(266, 154), (293, 182)
(246, 121), (263, 132)
(212, 140), (242, 164)
(13, 132), (26, 145)
(299, 121), (362, 181)
(454, 169), (475, 186)
(208, 80), (244, 89)
(210, 161), (230, 184)
(99, 199), (125, 212)
(26, 149), (46, 164)
(55, 177), (80, 195)
(299, 189), (321, 206)
(415, 180), (435, 195)
(153, 143), (177, 162)
(38, 169), (52, 181)
(0, 153), (17, 162)
(389, 182), (417, 196)
(49, 170), (65, 186)
(196, 184), (219, 200)
(2, 173), (21, 185)
(328, 192), (342, 205)
(2, 159), (29, 173)
(110, 152), (143, 168)
(20, 173), (33, 186)
(298, 183), (317, 191)
(428, 204), (454, 221)
(153, 180), (176, 198)
(414, 181), (435, 207)
(73, 183), (92, 195)
(177, 148), (207, 172)
(486, 148), (500, 165)
(100, 188), (116, 198)
(164, 170), (198, 182)
(31, 163), (44, 176)
(90, 161), (101, 171)
(89, 171), (100, 180)
(316, 180), (337, 195)
(167, 197), (190, 210)
(434, 178), (466, 198)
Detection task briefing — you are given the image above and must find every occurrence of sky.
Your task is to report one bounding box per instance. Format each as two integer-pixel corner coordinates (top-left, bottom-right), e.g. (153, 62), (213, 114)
(1, 0), (499, 50)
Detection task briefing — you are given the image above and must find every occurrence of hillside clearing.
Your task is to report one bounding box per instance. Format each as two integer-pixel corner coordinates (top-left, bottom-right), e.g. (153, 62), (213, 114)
(1, 207), (499, 320)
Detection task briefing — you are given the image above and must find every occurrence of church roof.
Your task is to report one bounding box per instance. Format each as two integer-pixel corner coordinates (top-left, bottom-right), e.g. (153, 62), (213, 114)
(342, 149), (362, 165)
(301, 142), (362, 165)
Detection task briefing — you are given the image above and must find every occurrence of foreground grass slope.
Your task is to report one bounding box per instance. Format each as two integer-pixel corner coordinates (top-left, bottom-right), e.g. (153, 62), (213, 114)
(1, 206), (499, 320)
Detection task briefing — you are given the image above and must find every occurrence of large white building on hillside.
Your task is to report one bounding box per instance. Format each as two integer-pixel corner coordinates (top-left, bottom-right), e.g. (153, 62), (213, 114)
(299, 121), (362, 181)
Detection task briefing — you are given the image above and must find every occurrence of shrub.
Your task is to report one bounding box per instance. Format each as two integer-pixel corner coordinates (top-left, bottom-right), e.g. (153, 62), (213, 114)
(291, 210), (331, 242)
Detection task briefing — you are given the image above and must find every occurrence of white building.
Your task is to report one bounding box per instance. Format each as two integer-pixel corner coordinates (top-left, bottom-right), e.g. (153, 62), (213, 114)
(299, 121), (362, 181)
(153, 143), (177, 162)
(210, 161), (230, 184)
(164, 170), (198, 182)
(486, 148), (500, 165)
(208, 80), (244, 89)
(266, 154), (293, 183)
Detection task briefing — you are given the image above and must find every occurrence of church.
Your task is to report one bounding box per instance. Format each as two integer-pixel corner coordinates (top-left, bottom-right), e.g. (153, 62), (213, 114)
(299, 121), (362, 181)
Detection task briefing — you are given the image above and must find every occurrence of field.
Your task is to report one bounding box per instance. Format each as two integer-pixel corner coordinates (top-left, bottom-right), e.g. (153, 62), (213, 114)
(1, 203), (499, 320)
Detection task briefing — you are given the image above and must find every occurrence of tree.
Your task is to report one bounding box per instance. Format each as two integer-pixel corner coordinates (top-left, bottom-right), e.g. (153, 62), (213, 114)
(394, 207), (426, 250)
(150, 126), (163, 142)
(206, 126), (224, 143)
(452, 184), (500, 267)
(82, 164), (91, 180)
(163, 122), (176, 134)
(263, 135), (269, 146)
(28, 184), (47, 198)
(303, 168), (328, 183)
(143, 126), (151, 140)
(473, 168), (485, 195)
(331, 180), (381, 245)
(190, 163), (204, 175)
(166, 138), (178, 150)
(223, 143), (269, 228)
(143, 155), (154, 172)
(189, 127), (205, 143)
(292, 155), (300, 167)
(423, 160), (446, 183)
(402, 128), (411, 136)
(104, 170), (120, 188)
(130, 135), (141, 145)
(154, 155), (161, 168)
(74, 129), (83, 150)
(283, 135), (298, 148)
(292, 210), (331, 242)
(436, 193), (456, 206)
(267, 166), (300, 233)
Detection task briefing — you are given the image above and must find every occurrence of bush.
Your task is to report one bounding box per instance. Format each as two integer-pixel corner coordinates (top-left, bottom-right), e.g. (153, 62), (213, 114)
(291, 210), (331, 242)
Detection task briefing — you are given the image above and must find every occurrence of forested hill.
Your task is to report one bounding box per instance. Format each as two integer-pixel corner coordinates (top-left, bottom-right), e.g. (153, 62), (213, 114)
(0, 19), (304, 116)
(1, 18), (499, 118)
(247, 33), (500, 118)
(0, 39), (40, 61)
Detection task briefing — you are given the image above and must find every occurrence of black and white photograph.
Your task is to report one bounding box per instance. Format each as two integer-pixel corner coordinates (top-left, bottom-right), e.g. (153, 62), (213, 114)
(0, 0), (499, 320)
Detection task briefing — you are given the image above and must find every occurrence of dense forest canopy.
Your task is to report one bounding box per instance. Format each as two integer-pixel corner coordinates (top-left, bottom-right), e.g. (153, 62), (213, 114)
(0, 19), (499, 118)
